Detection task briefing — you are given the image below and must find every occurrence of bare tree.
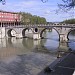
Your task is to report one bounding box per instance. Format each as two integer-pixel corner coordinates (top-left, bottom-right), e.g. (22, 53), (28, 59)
(58, 0), (75, 11)
(41, 0), (48, 3)
(41, 0), (75, 11)
(41, 0), (75, 14)
(1, 0), (75, 10)
(0, 0), (6, 5)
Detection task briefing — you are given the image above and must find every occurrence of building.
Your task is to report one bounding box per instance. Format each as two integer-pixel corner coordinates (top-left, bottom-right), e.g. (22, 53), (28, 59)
(0, 10), (21, 27)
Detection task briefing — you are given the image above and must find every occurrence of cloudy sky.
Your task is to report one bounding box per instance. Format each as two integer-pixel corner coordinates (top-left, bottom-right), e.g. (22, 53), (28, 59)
(0, 0), (75, 22)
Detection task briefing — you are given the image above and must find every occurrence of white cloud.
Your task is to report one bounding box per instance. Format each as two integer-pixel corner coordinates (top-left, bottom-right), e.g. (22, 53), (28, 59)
(44, 10), (50, 15)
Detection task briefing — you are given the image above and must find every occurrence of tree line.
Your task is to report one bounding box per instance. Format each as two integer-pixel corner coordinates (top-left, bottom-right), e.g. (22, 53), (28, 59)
(20, 12), (47, 24)
(62, 19), (75, 24)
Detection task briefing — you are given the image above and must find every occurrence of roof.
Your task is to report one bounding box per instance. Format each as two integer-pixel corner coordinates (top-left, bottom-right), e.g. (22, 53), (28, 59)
(0, 10), (19, 14)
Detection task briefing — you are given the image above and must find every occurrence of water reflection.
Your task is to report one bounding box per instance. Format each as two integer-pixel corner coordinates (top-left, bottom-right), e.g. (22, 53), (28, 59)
(0, 39), (6, 48)
(0, 38), (58, 75)
(59, 42), (68, 51)
(68, 41), (75, 50)
(68, 30), (75, 50)
(0, 30), (74, 59)
(44, 39), (59, 51)
(0, 36), (68, 52)
(22, 38), (34, 49)
(68, 30), (75, 41)
(40, 29), (59, 52)
(0, 30), (74, 75)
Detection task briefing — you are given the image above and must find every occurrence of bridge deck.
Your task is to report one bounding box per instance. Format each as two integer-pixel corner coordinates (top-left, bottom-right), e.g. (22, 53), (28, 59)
(38, 52), (75, 75)
(1, 24), (75, 28)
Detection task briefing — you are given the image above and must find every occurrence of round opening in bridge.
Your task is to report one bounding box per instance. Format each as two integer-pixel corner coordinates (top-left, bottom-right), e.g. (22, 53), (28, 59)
(35, 28), (38, 32)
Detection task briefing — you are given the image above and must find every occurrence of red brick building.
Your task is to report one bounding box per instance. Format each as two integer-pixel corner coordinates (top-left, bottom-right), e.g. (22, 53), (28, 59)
(0, 10), (21, 26)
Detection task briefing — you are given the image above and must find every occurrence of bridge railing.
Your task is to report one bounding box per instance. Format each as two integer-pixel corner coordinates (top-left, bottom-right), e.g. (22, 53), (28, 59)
(0, 23), (75, 28)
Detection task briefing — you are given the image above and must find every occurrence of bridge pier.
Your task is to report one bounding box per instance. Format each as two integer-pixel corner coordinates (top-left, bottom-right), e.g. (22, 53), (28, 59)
(0, 27), (6, 38)
(33, 33), (41, 40)
(59, 34), (68, 42)
(16, 33), (23, 39)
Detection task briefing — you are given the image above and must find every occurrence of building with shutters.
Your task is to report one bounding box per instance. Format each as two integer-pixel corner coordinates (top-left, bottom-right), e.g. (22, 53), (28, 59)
(0, 10), (21, 26)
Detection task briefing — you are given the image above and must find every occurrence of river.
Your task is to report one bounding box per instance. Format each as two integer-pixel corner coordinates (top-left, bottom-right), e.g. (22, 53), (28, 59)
(0, 29), (75, 75)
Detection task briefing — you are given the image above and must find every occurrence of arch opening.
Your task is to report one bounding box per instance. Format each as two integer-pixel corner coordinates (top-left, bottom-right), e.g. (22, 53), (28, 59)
(22, 28), (29, 38)
(22, 28), (33, 38)
(40, 28), (59, 40)
(67, 29), (75, 51)
(7, 29), (16, 37)
(67, 29), (75, 41)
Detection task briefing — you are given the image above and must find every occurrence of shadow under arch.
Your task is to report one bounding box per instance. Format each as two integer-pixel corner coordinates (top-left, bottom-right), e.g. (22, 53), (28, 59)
(22, 28), (33, 38)
(7, 29), (16, 37)
(40, 28), (60, 39)
(67, 28), (75, 40)
(8, 38), (12, 45)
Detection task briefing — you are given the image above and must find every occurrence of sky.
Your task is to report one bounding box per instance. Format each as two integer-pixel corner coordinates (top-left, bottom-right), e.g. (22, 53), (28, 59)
(0, 0), (75, 22)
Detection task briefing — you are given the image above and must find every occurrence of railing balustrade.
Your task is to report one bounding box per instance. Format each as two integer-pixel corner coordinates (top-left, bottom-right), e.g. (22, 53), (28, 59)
(0, 23), (75, 28)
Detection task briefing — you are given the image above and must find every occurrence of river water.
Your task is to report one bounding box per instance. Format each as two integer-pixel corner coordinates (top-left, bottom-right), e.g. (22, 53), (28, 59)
(0, 29), (75, 75)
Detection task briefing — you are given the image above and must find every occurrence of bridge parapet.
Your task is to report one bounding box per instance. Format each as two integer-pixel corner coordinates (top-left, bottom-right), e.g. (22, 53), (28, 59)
(0, 24), (75, 42)
(1, 24), (75, 28)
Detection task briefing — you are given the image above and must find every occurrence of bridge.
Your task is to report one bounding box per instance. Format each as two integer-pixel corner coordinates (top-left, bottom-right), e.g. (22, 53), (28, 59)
(0, 23), (75, 42)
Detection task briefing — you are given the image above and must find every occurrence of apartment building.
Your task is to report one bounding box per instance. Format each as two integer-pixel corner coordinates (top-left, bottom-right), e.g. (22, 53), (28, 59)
(0, 10), (21, 26)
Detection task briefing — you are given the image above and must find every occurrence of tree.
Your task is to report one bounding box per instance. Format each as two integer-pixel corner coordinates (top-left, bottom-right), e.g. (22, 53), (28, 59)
(0, 0), (5, 5)
(41, 0), (48, 3)
(58, 0), (75, 11)
(1, 0), (75, 9)
(41, 0), (75, 11)
(62, 18), (75, 24)
(20, 12), (32, 24)
(20, 12), (47, 25)
(0, 0), (2, 2)
(2, 0), (75, 10)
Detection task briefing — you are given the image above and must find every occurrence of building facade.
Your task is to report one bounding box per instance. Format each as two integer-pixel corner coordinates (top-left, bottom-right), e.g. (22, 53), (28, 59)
(0, 10), (21, 26)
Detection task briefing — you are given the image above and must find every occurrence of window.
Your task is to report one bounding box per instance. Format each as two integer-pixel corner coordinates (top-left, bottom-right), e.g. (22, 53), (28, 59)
(2, 13), (3, 14)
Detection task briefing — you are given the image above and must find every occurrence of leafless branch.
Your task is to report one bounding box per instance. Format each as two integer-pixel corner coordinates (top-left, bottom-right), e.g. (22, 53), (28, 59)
(0, 0), (6, 5)
(41, 0), (48, 3)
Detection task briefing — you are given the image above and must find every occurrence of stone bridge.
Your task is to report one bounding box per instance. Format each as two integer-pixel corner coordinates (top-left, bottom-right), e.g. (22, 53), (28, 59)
(0, 24), (75, 42)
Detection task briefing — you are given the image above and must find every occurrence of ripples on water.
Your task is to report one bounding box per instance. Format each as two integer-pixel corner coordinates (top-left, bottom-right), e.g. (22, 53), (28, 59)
(0, 29), (74, 58)
(0, 38), (57, 75)
(0, 29), (75, 57)
(0, 29), (74, 75)
(68, 32), (75, 51)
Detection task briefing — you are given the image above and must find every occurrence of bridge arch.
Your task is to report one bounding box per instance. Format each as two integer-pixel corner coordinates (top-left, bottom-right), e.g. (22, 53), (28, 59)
(22, 28), (33, 38)
(34, 28), (38, 32)
(40, 28), (60, 39)
(67, 28), (75, 40)
(7, 29), (17, 37)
